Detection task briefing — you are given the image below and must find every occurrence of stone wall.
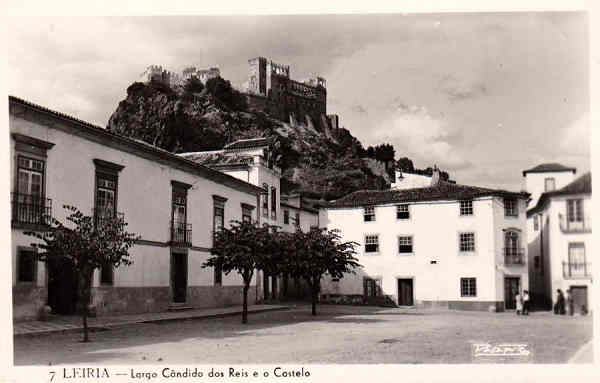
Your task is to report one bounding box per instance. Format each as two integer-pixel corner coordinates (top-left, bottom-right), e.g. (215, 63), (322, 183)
(13, 285), (47, 322)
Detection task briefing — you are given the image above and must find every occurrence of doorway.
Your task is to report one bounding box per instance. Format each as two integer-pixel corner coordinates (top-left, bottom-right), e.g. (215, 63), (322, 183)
(504, 277), (521, 310)
(397, 278), (414, 306)
(570, 286), (588, 313)
(171, 252), (187, 303)
(47, 256), (78, 315)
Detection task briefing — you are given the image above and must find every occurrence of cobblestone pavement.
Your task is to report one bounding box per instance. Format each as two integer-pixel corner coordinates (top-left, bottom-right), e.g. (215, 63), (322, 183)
(13, 305), (593, 365)
(13, 304), (289, 337)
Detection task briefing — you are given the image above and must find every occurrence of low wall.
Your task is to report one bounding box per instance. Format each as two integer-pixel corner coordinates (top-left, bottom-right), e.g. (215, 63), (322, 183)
(13, 285), (48, 322)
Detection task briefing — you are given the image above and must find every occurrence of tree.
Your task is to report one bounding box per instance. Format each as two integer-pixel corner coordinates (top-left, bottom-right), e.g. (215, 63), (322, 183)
(285, 227), (361, 316)
(183, 76), (204, 94)
(203, 221), (279, 324)
(25, 205), (139, 342)
(397, 157), (415, 173)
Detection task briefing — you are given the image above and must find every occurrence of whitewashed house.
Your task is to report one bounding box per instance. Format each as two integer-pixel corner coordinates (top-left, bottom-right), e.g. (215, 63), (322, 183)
(525, 167), (592, 312)
(319, 171), (530, 311)
(10, 96), (265, 321)
(180, 139), (320, 301)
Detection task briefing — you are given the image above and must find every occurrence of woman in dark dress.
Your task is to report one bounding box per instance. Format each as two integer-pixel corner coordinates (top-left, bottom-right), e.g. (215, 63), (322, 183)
(554, 289), (566, 315)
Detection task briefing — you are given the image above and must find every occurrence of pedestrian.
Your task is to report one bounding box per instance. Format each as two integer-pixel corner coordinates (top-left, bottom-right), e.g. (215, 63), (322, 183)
(522, 290), (530, 315)
(515, 291), (522, 315)
(566, 289), (574, 316)
(554, 289), (565, 315)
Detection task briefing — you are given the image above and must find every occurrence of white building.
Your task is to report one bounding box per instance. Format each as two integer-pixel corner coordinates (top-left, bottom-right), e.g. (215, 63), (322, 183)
(525, 168), (592, 312)
(10, 96), (265, 321)
(319, 172), (530, 311)
(522, 163), (577, 208)
(391, 170), (433, 190)
(180, 138), (320, 301)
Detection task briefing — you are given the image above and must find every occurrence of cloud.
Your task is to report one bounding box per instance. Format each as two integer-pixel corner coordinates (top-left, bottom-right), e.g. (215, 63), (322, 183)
(373, 104), (472, 171)
(437, 74), (487, 102)
(560, 113), (590, 156)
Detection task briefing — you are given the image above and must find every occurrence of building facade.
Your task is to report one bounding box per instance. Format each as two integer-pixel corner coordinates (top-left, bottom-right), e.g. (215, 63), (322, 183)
(10, 96), (264, 322)
(319, 174), (530, 311)
(525, 168), (592, 312)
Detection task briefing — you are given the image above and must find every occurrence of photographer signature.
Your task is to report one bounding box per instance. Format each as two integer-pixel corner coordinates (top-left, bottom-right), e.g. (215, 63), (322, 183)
(473, 343), (531, 357)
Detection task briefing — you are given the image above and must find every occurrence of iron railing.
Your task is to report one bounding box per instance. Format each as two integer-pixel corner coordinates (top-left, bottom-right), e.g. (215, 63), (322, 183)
(559, 214), (592, 233)
(562, 261), (592, 279)
(504, 247), (525, 265)
(11, 192), (52, 226)
(171, 220), (192, 245)
(93, 208), (124, 228)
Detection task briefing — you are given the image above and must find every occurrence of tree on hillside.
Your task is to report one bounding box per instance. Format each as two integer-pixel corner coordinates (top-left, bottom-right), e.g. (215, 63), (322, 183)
(205, 77), (247, 111)
(203, 221), (279, 324)
(396, 157), (415, 172)
(183, 76), (205, 94)
(284, 227), (360, 316)
(25, 205), (139, 342)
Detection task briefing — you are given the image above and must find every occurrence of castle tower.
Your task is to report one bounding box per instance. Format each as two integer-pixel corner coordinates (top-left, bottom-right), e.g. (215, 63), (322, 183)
(248, 57), (267, 96)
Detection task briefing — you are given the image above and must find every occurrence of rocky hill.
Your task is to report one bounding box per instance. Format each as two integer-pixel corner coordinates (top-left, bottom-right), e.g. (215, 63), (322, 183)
(107, 78), (393, 200)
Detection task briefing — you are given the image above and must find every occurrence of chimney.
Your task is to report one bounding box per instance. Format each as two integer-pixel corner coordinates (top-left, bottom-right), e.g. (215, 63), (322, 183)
(430, 165), (440, 186)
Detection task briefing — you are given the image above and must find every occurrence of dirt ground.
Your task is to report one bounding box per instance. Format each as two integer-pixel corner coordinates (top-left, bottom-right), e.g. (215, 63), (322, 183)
(13, 305), (593, 365)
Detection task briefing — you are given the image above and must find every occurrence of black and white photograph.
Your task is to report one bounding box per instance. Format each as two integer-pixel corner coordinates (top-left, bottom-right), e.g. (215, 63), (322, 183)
(2, 2), (597, 382)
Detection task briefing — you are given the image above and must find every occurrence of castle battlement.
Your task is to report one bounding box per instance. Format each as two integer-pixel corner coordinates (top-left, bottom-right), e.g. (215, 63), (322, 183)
(142, 65), (220, 87)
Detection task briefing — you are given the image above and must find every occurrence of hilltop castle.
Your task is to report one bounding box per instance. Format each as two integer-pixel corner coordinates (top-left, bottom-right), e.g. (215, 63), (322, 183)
(140, 65), (220, 87)
(141, 57), (338, 129)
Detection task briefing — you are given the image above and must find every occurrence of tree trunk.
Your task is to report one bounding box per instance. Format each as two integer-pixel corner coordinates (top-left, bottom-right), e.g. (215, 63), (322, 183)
(80, 268), (93, 342)
(242, 284), (249, 324)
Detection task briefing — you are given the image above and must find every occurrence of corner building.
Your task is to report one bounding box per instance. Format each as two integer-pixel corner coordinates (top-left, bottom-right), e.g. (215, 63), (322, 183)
(10, 96), (264, 321)
(319, 175), (530, 311)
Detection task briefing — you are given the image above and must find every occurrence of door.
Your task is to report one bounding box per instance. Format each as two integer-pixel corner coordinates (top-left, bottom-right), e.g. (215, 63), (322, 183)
(504, 277), (520, 310)
(570, 286), (588, 313)
(47, 257), (78, 315)
(171, 252), (187, 303)
(397, 278), (414, 306)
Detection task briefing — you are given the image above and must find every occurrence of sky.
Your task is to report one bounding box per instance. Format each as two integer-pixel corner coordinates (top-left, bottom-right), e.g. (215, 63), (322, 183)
(5, 13), (590, 191)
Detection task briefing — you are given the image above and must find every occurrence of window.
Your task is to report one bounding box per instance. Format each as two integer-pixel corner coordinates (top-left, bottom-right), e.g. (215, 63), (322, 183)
(504, 230), (522, 263)
(213, 196), (227, 285)
(93, 159), (124, 226)
(283, 209), (290, 225)
(396, 204), (409, 220)
(567, 199), (583, 222)
(533, 215), (539, 231)
(241, 203), (254, 224)
(460, 200), (473, 216)
(568, 242), (585, 265)
(544, 177), (556, 192)
(295, 212), (300, 227)
(460, 278), (477, 297)
(398, 236), (413, 254)
(271, 187), (277, 220)
(17, 248), (36, 283)
(363, 277), (382, 297)
(14, 156), (47, 224)
(262, 183), (269, 218)
(504, 198), (518, 217)
(12, 134), (54, 226)
(364, 206), (375, 222)
(459, 232), (475, 253)
(365, 235), (379, 254)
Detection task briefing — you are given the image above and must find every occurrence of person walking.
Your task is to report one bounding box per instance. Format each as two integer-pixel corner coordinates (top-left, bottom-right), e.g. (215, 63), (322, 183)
(515, 291), (522, 315)
(522, 290), (530, 315)
(566, 289), (574, 316)
(554, 289), (566, 315)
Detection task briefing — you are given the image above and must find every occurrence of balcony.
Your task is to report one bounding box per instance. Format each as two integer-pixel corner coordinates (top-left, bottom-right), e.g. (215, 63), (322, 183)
(504, 248), (525, 265)
(562, 261), (592, 279)
(171, 221), (192, 246)
(11, 192), (52, 227)
(559, 214), (592, 233)
(93, 208), (125, 228)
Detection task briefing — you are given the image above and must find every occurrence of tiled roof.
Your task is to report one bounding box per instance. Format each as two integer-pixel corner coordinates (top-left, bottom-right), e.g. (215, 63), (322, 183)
(527, 172), (592, 216)
(224, 137), (272, 150)
(327, 181), (529, 208)
(9, 96), (265, 196)
(179, 152), (254, 167)
(522, 163), (576, 176)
